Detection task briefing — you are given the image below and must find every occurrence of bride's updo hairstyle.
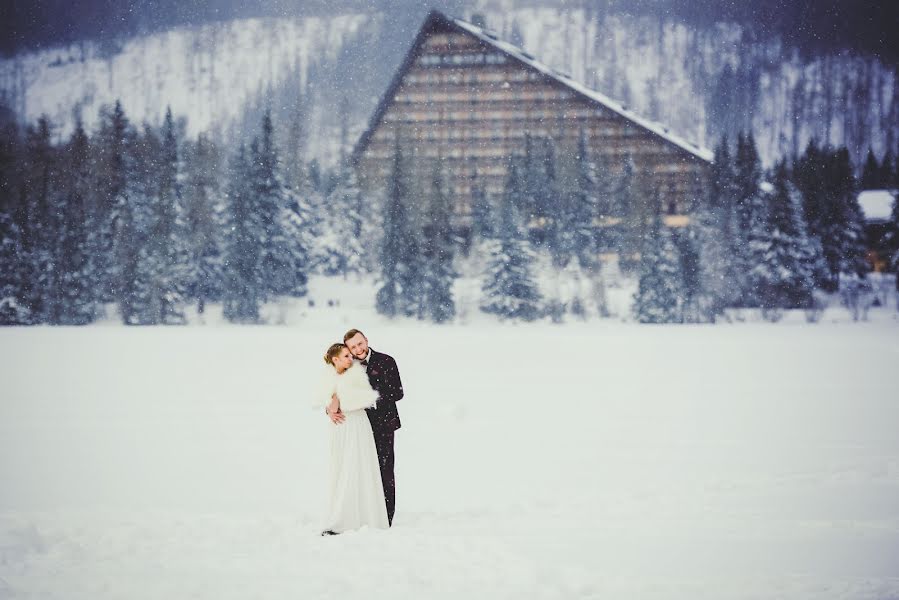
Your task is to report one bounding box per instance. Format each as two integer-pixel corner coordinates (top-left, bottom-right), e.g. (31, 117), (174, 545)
(324, 343), (347, 366)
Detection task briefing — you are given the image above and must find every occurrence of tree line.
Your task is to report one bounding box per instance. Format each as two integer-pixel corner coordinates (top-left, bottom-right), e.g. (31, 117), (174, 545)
(376, 131), (896, 324)
(0, 103), (371, 325)
(2, 104), (896, 326)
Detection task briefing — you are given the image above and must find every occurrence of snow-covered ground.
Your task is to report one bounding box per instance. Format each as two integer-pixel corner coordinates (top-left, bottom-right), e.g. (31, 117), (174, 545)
(2, 278), (899, 600)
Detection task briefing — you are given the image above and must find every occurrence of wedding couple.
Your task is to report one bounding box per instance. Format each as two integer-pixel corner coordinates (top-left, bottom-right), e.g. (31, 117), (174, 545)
(316, 329), (403, 535)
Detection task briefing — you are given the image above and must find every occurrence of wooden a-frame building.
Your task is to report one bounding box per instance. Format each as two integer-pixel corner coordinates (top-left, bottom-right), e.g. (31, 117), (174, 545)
(352, 10), (712, 231)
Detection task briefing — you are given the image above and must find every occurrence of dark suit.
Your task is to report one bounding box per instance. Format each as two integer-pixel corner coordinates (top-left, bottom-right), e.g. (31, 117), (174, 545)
(362, 349), (403, 525)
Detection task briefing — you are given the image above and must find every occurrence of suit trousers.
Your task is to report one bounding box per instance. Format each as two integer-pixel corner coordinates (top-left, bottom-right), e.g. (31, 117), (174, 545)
(373, 429), (396, 526)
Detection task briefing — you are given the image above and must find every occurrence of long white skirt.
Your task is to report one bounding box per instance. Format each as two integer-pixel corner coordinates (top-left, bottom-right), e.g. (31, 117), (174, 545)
(322, 410), (389, 533)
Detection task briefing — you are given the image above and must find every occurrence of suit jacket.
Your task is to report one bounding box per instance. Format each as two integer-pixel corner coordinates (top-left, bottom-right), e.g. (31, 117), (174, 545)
(363, 349), (403, 433)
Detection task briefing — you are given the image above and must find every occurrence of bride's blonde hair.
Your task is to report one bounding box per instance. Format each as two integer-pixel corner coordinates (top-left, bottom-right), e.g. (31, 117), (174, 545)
(324, 343), (347, 366)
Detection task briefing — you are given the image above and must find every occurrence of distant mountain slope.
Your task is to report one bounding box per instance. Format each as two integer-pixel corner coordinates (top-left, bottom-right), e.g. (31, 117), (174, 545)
(0, 14), (367, 142)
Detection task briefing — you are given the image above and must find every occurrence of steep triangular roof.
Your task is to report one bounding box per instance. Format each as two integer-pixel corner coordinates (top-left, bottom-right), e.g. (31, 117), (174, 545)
(353, 10), (713, 164)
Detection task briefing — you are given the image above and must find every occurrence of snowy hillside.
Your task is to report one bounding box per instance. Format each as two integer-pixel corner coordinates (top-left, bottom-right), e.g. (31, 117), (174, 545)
(0, 14), (367, 143)
(2, 282), (898, 599)
(1, 7), (896, 167)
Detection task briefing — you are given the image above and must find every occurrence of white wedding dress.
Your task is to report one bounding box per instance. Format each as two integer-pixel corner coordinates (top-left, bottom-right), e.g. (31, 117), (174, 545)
(315, 363), (389, 533)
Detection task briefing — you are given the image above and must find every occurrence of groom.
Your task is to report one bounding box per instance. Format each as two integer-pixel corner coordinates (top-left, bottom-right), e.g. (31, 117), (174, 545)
(331, 328), (404, 526)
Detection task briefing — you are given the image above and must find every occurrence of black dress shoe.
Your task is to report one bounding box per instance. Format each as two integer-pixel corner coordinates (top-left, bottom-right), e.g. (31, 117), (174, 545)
(321, 530), (339, 536)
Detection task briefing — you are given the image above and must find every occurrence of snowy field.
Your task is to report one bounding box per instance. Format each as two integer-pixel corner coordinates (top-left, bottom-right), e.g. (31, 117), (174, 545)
(2, 281), (899, 600)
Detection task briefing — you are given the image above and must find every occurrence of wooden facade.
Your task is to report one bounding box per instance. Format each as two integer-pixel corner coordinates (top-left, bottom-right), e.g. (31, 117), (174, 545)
(353, 10), (712, 231)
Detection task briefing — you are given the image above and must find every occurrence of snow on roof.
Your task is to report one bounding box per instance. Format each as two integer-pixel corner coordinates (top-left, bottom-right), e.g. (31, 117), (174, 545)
(449, 15), (714, 163)
(857, 189), (897, 223)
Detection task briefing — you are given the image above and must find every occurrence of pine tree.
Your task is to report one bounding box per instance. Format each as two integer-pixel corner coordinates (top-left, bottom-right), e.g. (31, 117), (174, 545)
(734, 132), (762, 232)
(694, 138), (736, 318)
(112, 125), (153, 325)
(223, 144), (263, 323)
(481, 158), (542, 321)
(633, 210), (683, 324)
(615, 155), (639, 269)
(54, 119), (96, 324)
(748, 162), (819, 317)
(252, 109), (308, 301)
(140, 108), (188, 324)
(593, 151), (617, 256)
(552, 133), (597, 270)
(794, 139), (831, 290)
(183, 133), (226, 317)
(376, 139), (417, 318)
(19, 116), (63, 323)
(419, 162), (457, 323)
(571, 133), (600, 270)
(469, 168), (493, 243)
(821, 147), (869, 291)
(317, 164), (364, 277)
(523, 134), (557, 251)
(548, 134), (600, 319)
(731, 132), (764, 305)
(92, 101), (131, 304)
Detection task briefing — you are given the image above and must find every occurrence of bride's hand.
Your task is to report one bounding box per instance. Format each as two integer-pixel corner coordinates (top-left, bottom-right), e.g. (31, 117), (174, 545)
(327, 394), (345, 424)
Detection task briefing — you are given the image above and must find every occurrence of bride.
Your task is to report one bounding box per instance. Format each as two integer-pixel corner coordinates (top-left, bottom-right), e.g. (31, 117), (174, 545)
(316, 343), (389, 535)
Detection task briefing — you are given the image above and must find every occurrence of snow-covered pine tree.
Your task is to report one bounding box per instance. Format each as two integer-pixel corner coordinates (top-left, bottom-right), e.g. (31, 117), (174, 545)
(570, 132), (600, 271)
(731, 132), (764, 305)
(141, 108), (188, 324)
(523, 134), (557, 252)
(734, 133), (763, 225)
(470, 168), (493, 243)
(457, 168), (493, 320)
(593, 150), (617, 259)
(376, 138), (417, 318)
(92, 101), (131, 304)
(674, 226), (703, 322)
(632, 208), (684, 324)
(223, 144), (263, 323)
(183, 133), (226, 317)
(480, 157), (542, 322)
(615, 155), (639, 270)
(793, 139), (831, 290)
(317, 164), (364, 277)
(796, 143), (868, 292)
(694, 137), (738, 318)
(551, 141), (579, 270)
(54, 118), (96, 324)
(252, 109), (308, 301)
(748, 162), (818, 318)
(113, 125), (154, 325)
(20, 116), (57, 323)
(279, 188), (312, 298)
(419, 162), (456, 323)
(548, 133), (599, 319)
(822, 147), (869, 291)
